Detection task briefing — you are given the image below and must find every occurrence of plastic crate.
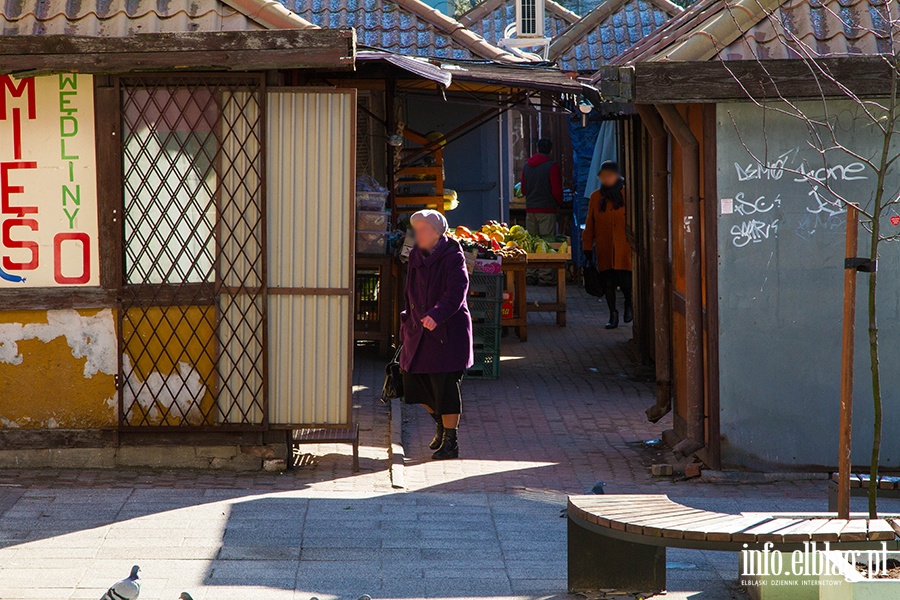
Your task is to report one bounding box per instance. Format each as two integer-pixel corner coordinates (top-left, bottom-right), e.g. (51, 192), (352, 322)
(472, 324), (501, 354)
(467, 351), (500, 379)
(468, 297), (501, 325)
(468, 272), (503, 301)
(357, 191), (389, 211)
(356, 230), (387, 254)
(356, 210), (390, 230)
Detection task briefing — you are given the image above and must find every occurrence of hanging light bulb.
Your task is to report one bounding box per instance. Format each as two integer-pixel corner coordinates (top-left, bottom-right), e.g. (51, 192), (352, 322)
(388, 134), (404, 148)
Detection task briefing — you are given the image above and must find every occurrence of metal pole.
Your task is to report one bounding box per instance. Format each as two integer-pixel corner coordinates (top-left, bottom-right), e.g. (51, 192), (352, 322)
(838, 204), (859, 519)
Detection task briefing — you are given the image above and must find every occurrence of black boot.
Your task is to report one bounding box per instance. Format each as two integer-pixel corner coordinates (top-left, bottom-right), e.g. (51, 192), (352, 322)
(605, 310), (619, 329)
(432, 428), (459, 460)
(623, 302), (633, 324)
(429, 414), (444, 450)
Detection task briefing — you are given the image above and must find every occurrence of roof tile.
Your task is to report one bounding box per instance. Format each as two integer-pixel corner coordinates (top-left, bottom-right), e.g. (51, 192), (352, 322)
(608, 0), (900, 65)
(553, 0), (679, 71)
(282, 0), (474, 58)
(0, 0), (263, 35)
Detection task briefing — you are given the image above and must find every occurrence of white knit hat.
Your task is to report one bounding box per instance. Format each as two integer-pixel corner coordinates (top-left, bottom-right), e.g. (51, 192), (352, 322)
(410, 209), (448, 236)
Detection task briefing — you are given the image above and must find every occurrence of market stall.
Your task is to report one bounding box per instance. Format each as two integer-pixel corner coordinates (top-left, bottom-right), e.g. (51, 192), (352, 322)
(450, 222), (570, 345)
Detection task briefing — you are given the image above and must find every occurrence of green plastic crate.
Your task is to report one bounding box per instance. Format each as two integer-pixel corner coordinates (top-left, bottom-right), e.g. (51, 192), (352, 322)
(468, 272), (503, 301)
(473, 324), (501, 354)
(467, 351), (500, 379)
(469, 297), (502, 325)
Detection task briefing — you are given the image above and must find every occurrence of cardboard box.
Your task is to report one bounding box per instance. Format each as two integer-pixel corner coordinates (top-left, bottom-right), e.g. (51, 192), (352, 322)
(463, 248), (478, 274)
(501, 291), (513, 319)
(474, 256), (502, 274)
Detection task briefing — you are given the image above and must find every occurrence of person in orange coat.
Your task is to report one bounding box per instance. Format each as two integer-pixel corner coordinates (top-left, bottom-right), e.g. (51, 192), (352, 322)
(582, 161), (633, 329)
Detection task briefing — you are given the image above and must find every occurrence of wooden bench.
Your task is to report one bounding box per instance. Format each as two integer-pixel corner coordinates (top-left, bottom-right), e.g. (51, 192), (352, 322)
(292, 425), (359, 472)
(827, 473), (900, 510)
(568, 494), (900, 594)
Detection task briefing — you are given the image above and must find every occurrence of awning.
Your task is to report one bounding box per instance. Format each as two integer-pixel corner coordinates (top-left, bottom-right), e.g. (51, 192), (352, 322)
(443, 61), (582, 93)
(356, 50), (583, 94)
(357, 51), (453, 88)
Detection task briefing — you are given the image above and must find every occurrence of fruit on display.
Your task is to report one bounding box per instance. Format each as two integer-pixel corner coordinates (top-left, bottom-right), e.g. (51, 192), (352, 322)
(450, 220), (566, 262)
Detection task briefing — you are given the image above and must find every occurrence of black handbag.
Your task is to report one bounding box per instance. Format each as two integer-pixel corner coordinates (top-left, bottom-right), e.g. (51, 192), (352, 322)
(583, 265), (605, 298)
(381, 345), (404, 403)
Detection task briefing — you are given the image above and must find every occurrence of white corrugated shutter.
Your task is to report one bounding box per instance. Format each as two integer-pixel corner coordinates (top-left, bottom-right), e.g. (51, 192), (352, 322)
(267, 88), (356, 426)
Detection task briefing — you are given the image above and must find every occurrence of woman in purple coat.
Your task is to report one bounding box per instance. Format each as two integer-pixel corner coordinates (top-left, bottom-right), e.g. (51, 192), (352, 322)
(400, 209), (473, 460)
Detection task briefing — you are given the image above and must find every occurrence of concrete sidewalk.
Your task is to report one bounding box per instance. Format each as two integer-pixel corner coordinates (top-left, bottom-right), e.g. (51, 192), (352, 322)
(0, 286), (891, 600)
(1, 482), (895, 600)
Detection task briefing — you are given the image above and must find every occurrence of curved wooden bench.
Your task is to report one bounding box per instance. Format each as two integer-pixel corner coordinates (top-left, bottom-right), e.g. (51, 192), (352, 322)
(827, 473), (900, 510)
(567, 494), (900, 594)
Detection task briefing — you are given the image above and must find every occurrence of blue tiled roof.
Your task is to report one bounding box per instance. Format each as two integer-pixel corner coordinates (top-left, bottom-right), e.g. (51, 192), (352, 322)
(466, 1), (575, 45)
(553, 0), (677, 71)
(280, 0), (474, 58)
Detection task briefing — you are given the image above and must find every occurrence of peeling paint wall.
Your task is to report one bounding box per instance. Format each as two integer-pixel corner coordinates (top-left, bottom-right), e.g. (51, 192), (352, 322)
(121, 306), (216, 426)
(0, 309), (117, 429)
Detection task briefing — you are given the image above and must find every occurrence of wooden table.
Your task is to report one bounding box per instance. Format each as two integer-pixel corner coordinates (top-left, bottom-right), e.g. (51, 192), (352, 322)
(526, 257), (567, 327)
(501, 260), (528, 341)
(501, 257), (567, 341)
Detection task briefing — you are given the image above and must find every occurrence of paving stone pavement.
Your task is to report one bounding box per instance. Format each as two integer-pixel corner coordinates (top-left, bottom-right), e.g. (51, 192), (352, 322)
(0, 285), (895, 600)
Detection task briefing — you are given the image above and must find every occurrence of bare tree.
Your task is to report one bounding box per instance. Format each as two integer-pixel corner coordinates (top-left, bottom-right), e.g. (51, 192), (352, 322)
(716, 0), (900, 517)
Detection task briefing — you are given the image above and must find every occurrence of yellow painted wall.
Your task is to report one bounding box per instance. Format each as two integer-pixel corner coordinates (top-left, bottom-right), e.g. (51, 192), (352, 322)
(120, 306), (216, 427)
(0, 308), (117, 429)
(0, 305), (220, 429)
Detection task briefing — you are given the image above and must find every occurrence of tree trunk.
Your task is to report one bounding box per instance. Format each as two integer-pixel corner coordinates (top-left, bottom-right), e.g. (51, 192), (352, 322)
(868, 264), (882, 519)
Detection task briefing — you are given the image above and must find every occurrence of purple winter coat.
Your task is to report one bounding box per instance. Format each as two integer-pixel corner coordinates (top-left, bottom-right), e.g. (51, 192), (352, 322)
(399, 236), (474, 374)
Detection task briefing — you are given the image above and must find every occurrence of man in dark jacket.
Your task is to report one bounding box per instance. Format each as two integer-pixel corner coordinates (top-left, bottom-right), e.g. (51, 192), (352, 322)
(520, 137), (563, 284)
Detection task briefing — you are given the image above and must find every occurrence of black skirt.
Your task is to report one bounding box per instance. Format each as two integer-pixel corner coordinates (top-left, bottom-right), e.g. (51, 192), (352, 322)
(402, 371), (464, 415)
(598, 268), (631, 290)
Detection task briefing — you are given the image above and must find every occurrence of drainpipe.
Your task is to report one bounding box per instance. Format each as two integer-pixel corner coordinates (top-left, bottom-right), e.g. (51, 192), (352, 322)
(655, 104), (704, 457)
(634, 105), (672, 424)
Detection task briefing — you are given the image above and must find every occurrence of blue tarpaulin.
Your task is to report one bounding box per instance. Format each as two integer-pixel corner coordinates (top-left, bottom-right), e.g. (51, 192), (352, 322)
(567, 113), (617, 263)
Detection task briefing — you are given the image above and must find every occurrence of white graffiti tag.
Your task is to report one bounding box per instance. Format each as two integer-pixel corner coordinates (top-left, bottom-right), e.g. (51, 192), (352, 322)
(734, 192), (781, 216)
(806, 186), (846, 216)
(731, 219), (780, 248)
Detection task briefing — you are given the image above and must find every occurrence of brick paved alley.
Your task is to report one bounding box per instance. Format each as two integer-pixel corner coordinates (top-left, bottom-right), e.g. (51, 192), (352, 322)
(0, 285), (896, 600)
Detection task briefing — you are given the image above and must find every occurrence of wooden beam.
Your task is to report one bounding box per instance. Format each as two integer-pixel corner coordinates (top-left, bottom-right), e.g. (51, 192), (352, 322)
(0, 29), (355, 74)
(0, 288), (116, 310)
(596, 57), (896, 104)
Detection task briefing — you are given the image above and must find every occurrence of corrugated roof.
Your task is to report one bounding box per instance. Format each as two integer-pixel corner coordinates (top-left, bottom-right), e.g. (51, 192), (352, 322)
(0, 0), (266, 35)
(280, 0), (523, 60)
(606, 0), (900, 65)
(549, 0), (680, 71)
(459, 0), (580, 46)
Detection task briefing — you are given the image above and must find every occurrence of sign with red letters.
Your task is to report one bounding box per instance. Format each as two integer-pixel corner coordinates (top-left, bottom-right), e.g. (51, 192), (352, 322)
(0, 74), (99, 287)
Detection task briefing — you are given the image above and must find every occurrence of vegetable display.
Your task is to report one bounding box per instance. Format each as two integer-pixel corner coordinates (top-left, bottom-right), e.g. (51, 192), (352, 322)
(452, 221), (567, 261)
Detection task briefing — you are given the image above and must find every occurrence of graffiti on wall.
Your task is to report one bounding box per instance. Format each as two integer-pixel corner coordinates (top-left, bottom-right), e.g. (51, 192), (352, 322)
(0, 74), (99, 287)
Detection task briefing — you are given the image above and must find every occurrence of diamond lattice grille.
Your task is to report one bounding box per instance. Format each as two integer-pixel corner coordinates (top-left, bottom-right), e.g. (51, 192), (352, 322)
(118, 76), (266, 428)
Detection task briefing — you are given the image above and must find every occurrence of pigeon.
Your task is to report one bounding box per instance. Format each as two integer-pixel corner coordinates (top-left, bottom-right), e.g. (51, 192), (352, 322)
(100, 565), (140, 600)
(178, 594), (194, 600)
(590, 481), (606, 494)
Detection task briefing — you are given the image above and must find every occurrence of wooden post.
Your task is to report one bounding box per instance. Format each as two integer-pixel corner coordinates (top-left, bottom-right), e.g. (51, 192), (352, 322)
(635, 105), (672, 423)
(838, 204), (859, 519)
(656, 104), (704, 456)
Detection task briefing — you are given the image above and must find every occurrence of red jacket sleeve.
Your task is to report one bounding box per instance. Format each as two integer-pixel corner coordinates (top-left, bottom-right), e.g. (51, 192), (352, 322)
(550, 163), (563, 205)
(520, 167), (527, 195)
